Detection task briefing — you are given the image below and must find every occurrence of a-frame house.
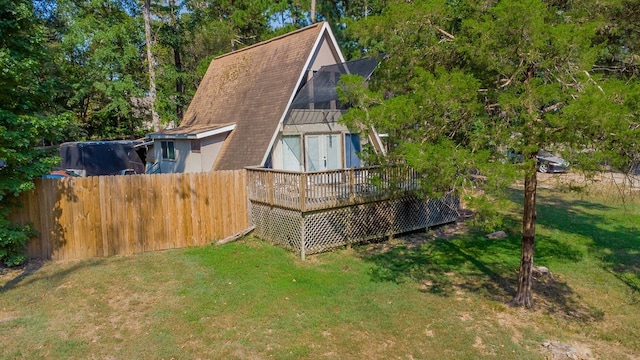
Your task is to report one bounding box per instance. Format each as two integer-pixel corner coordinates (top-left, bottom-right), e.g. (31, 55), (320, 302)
(147, 22), (384, 173)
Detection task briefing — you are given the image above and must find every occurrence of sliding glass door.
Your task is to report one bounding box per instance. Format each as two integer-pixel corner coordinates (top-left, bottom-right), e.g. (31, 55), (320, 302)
(304, 134), (341, 171)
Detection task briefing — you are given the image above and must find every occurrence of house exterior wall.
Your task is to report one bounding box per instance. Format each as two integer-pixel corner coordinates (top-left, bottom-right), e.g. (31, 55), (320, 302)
(156, 139), (190, 173)
(309, 34), (342, 71)
(154, 133), (228, 174)
(183, 145), (202, 172)
(266, 31), (372, 172)
(199, 132), (228, 171)
(271, 122), (368, 171)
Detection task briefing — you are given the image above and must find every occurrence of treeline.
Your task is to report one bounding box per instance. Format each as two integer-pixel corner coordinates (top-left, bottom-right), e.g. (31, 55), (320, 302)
(19, 0), (637, 147)
(21, 0), (375, 140)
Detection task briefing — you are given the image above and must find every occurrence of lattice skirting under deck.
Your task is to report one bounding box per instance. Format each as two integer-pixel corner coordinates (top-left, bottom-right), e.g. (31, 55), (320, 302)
(251, 195), (459, 258)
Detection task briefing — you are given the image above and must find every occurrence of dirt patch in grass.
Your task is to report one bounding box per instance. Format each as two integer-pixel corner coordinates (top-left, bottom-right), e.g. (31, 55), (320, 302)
(529, 171), (640, 197)
(356, 216), (471, 257)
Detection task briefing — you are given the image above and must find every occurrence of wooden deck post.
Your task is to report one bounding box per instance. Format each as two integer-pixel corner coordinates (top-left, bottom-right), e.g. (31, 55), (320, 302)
(348, 168), (355, 204)
(268, 170), (274, 205)
(300, 172), (306, 212)
(300, 214), (306, 260)
(300, 172), (307, 260)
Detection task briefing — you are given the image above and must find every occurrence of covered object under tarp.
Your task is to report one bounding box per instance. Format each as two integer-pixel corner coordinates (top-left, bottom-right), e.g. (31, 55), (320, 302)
(58, 141), (145, 176)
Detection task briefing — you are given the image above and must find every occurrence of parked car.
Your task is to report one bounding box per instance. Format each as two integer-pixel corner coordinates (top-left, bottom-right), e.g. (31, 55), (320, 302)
(536, 150), (569, 173)
(43, 169), (77, 179)
(506, 149), (569, 173)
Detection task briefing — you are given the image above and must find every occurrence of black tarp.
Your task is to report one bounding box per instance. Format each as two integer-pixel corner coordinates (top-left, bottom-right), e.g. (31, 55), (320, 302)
(58, 141), (145, 176)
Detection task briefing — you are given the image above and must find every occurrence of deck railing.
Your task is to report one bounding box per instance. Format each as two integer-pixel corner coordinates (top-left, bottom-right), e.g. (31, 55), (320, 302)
(247, 166), (421, 212)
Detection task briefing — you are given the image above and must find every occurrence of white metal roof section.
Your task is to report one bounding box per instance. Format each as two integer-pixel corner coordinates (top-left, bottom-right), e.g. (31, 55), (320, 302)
(147, 124), (236, 140)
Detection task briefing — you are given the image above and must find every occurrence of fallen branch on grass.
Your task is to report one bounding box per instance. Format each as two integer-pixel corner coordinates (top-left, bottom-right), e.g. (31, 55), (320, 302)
(214, 226), (256, 246)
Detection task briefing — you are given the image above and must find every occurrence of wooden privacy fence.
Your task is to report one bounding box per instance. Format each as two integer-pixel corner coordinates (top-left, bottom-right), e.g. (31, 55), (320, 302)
(11, 170), (249, 261)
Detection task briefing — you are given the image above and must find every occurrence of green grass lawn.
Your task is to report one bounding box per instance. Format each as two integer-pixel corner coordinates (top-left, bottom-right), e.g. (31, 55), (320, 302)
(1, 187), (639, 359)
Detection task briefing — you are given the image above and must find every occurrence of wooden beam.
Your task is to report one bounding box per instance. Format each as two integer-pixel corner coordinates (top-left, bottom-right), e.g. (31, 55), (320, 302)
(214, 225), (256, 246)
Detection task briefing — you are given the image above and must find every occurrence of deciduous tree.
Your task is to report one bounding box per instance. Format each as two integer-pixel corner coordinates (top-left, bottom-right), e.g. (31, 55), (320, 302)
(0, 0), (76, 266)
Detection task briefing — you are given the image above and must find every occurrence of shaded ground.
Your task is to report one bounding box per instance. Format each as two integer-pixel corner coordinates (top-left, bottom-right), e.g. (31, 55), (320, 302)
(359, 220), (604, 321)
(355, 224), (611, 360)
(0, 259), (44, 292)
(353, 176), (640, 359)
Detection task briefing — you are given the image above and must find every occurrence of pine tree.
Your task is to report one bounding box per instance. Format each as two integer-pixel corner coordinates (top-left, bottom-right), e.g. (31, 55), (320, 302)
(342, 0), (640, 307)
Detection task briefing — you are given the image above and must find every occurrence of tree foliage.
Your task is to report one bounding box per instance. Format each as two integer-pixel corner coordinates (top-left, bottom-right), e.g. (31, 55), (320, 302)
(43, 0), (147, 139)
(0, 0), (76, 266)
(342, 0), (640, 307)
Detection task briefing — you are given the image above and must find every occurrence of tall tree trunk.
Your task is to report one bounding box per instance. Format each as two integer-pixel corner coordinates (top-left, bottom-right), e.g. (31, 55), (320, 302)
(143, 0), (160, 132)
(174, 47), (183, 122)
(169, 0), (183, 123)
(512, 162), (537, 308)
(512, 65), (539, 308)
(310, 0), (316, 23)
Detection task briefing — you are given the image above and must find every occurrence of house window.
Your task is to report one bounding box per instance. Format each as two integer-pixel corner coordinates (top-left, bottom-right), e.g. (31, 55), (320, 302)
(282, 135), (302, 171)
(161, 141), (175, 160)
(191, 140), (201, 153)
(345, 134), (361, 168)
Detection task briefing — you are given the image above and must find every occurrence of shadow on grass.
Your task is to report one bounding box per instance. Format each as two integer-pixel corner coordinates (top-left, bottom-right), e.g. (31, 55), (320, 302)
(358, 230), (516, 298)
(534, 190), (640, 298)
(356, 186), (638, 320)
(358, 235), (600, 320)
(0, 257), (108, 294)
(0, 259), (45, 293)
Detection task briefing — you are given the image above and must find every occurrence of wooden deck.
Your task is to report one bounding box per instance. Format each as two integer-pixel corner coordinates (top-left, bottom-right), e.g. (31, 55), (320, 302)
(247, 166), (421, 212)
(247, 167), (459, 259)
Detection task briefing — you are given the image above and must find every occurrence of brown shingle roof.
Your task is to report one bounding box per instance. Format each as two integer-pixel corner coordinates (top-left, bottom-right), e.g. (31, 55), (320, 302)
(180, 22), (326, 170)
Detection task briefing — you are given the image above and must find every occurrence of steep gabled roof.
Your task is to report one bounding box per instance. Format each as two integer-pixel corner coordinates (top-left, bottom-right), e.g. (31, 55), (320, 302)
(180, 22), (331, 170)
